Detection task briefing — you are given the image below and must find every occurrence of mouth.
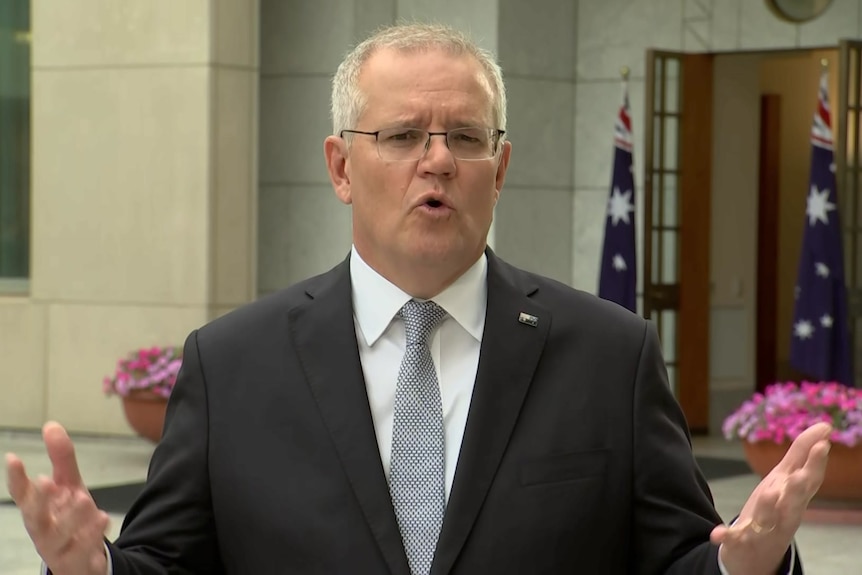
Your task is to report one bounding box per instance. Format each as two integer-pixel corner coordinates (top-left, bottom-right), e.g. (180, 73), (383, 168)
(416, 193), (452, 210)
(415, 195), (453, 218)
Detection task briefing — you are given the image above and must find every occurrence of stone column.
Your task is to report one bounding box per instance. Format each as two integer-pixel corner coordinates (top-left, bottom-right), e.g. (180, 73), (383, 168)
(10, 0), (259, 434)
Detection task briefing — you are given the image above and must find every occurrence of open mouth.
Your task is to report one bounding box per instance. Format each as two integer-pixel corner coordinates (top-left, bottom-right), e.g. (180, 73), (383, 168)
(426, 199), (444, 208)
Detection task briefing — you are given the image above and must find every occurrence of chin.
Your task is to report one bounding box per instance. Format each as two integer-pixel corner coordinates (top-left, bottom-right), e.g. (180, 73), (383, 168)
(404, 235), (479, 264)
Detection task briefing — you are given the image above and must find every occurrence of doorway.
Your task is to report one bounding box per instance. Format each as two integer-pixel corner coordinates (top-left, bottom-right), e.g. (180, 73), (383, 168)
(644, 43), (862, 435)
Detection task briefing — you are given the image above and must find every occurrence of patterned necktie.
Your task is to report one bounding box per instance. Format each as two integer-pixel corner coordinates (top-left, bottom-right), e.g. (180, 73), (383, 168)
(389, 299), (448, 575)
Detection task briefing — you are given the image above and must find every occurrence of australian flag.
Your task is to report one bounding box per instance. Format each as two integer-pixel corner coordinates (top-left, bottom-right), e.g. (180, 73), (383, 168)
(598, 81), (637, 313)
(789, 68), (854, 386)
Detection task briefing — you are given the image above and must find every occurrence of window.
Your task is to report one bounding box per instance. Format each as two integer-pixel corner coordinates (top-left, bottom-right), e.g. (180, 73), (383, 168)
(0, 0), (30, 289)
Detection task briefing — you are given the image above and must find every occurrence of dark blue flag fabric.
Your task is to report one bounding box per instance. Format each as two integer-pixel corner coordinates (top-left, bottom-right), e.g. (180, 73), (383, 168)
(598, 81), (637, 313)
(790, 68), (854, 386)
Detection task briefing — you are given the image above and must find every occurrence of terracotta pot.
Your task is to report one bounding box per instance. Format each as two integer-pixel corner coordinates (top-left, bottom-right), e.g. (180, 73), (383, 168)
(121, 390), (168, 443)
(743, 440), (862, 500)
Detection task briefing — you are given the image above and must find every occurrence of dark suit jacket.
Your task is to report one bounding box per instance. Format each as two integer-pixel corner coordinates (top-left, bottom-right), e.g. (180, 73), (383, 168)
(104, 250), (799, 574)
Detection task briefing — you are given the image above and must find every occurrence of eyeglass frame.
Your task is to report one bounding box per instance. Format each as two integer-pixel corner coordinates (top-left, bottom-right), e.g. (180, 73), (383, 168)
(339, 126), (507, 161)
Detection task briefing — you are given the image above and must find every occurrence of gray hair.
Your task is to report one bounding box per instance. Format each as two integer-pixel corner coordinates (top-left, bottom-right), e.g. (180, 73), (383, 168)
(330, 22), (507, 136)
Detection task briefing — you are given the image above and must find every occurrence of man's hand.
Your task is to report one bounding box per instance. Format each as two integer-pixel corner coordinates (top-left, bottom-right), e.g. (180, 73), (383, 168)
(6, 421), (111, 575)
(710, 421), (832, 574)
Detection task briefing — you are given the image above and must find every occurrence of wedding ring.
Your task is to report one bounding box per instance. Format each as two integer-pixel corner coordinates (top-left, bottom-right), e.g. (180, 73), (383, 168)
(749, 520), (776, 534)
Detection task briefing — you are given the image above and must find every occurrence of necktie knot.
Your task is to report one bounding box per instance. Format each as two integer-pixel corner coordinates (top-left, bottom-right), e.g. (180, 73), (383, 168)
(399, 300), (447, 347)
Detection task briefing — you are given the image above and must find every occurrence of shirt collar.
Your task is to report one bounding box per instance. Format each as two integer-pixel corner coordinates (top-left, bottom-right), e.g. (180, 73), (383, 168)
(350, 245), (487, 347)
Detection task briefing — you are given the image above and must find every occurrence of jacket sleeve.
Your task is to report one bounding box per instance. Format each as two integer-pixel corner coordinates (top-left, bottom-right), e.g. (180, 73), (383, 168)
(629, 321), (723, 574)
(107, 330), (225, 575)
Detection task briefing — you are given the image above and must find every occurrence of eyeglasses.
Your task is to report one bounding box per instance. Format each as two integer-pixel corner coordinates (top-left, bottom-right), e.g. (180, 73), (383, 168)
(339, 127), (506, 161)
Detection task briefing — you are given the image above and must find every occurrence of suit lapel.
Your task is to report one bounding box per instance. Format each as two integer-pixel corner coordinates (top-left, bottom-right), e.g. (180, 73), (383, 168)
(288, 259), (410, 575)
(432, 251), (550, 575)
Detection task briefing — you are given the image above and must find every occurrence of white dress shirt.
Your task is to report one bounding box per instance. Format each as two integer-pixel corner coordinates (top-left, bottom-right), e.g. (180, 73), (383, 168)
(349, 245), (487, 501)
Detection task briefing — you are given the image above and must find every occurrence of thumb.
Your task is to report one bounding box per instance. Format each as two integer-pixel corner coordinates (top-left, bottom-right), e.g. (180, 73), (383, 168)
(710, 524), (730, 546)
(43, 421), (84, 488)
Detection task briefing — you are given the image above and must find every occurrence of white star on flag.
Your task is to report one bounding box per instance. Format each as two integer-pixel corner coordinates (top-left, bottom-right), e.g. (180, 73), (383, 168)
(830, 163), (836, 173)
(612, 254), (627, 271)
(806, 185), (836, 226)
(607, 187), (635, 226)
(794, 320), (815, 340)
(821, 315), (834, 328)
(815, 262), (830, 278)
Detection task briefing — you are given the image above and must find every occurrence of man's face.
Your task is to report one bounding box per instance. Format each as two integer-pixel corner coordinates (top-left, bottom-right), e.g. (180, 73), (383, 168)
(326, 47), (511, 283)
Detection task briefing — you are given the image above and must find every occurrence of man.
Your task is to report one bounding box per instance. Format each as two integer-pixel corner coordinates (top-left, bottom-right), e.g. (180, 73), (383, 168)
(7, 22), (829, 574)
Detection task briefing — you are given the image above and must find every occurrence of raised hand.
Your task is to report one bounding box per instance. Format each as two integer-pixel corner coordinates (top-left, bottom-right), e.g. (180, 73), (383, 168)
(6, 421), (111, 575)
(710, 421), (832, 574)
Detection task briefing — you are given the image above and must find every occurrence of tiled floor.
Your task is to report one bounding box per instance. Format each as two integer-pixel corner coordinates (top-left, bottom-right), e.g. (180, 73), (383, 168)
(2, 430), (861, 573)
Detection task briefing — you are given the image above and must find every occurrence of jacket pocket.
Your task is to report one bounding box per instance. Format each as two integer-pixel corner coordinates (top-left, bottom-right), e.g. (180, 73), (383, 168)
(520, 448), (609, 486)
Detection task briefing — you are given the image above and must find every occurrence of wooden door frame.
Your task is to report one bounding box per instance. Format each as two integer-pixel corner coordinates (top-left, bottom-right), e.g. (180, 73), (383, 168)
(838, 39), (862, 384)
(756, 94), (782, 393)
(644, 50), (712, 433)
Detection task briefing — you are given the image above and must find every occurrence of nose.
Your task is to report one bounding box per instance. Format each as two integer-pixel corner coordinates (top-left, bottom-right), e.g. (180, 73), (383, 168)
(418, 133), (455, 175)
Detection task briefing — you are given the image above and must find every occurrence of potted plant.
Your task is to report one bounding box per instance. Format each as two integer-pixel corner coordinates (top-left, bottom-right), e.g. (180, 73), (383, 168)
(103, 345), (183, 443)
(722, 381), (862, 500)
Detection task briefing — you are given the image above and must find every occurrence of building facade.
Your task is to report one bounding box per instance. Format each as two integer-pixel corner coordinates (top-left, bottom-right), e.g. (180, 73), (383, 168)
(0, 0), (858, 435)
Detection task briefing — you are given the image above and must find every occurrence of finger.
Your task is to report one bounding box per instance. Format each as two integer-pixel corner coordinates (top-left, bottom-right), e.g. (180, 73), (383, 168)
(96, 511), (111, 536)
(33, 483), (94, 563)
(29, 476), (61, 535)
(67, 490), (100, 529)
(802, 439), (831, 480)
(43, 422), (84, 488)
(54, 490), (93, 542)
(83, 511), (112, 553)
(774, 422), (832, 473)
(6, 452), (33, 505)
(783, 439), (831, 507)
(52, 491), (106, 561)
(73, 497), (110, 547)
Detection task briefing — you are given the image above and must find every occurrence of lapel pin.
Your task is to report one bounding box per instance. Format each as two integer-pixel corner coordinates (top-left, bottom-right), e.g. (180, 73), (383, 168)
(518, 312), (539, 327)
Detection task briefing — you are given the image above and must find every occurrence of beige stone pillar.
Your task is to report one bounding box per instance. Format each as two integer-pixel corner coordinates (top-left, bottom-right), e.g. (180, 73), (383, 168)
(0, 0), (258, 435)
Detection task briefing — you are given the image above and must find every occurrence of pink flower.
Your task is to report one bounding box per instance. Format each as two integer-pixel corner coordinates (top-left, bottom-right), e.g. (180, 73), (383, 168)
(723, 381), (862, 448)
(103, 345), (183, 399)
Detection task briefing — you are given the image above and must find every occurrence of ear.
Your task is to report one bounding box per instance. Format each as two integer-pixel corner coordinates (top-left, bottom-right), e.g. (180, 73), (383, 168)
(493, 140), (512, 203)
(325, 135), (352, 205)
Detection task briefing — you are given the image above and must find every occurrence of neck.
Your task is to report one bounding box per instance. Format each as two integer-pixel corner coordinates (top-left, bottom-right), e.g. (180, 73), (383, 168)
(354, 246), (484, 300)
